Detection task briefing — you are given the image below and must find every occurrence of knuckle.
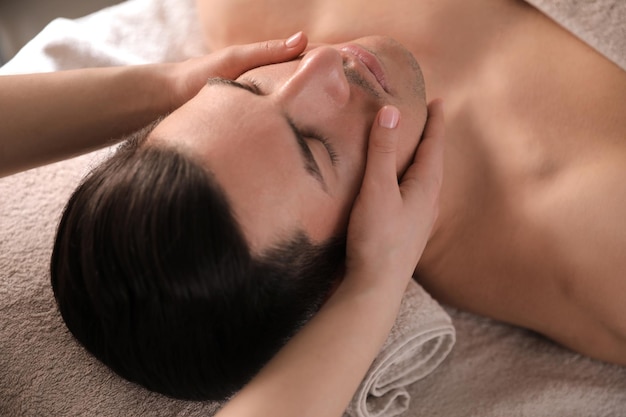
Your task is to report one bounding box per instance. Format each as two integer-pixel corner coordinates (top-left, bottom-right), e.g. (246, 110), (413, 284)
(372, 145), (396, 155)
(370, 138), (396, 154)
(217, 47), (239, 66)
(260, 40), (273, 53)
(220, 45), (237, 59)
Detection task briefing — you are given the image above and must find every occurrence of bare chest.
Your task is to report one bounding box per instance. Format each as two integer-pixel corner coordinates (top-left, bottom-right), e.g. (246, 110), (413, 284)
(419, 8), (626, 323)
(327, 0), (624, 325)
(197, 0), (437, 50)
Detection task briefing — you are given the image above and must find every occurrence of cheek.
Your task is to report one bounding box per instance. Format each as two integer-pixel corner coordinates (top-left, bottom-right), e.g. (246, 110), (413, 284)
(300, 194), (349, 242)
(337, 125), (370, 191)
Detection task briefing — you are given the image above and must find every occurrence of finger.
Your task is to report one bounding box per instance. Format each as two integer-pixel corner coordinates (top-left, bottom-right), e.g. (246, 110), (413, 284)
(400, 99), (445, 203)
(213, 32), (308, 77)
(360, 106), (402, 193)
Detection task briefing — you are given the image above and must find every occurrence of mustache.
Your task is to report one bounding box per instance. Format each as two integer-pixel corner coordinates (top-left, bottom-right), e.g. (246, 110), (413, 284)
(343, 65), (383, 101)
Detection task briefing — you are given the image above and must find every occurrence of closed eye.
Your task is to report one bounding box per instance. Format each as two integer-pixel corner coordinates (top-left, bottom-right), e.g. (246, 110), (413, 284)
(298, 128), (339, 166)
(243, 79), (338, 166)
(207, 76), (337, 190)
(232, 77), (339, 166)
(207, 77), (255, 94)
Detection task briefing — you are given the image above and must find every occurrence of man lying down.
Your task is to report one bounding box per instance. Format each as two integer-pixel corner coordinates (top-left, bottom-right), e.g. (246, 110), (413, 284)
(51, 0), (626, 401)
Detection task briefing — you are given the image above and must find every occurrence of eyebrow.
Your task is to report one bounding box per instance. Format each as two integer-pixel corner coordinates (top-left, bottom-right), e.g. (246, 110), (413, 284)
(206, 77), (328, 191)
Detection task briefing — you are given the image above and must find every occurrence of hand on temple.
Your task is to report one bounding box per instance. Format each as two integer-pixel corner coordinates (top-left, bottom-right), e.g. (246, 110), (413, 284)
(0, 33), (308, 178)
(344, 100), (445, 296)
(166, 32), (308, 109)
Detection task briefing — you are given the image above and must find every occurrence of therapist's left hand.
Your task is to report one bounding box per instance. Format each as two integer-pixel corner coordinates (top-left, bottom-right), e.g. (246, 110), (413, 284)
(345, 100), (445, 296)
(166, 32), (308, 109)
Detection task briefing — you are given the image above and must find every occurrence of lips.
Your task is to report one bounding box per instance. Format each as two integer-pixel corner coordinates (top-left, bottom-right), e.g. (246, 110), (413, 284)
(340, 44), (390, 93)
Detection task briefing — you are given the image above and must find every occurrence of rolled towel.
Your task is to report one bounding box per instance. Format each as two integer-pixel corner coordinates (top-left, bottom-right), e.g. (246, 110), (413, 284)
(346, 279), (456, 417)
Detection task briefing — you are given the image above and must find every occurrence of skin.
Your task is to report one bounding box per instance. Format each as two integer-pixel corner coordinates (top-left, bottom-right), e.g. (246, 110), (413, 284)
(0, 38), (310, 178)
(216, 99), (445, 417)
(2, 33), (444, 416)
(192, 0), (626, 365)
(6, 0), (626, 409)
(143, 36), (443, 416)
(149, 35), (428, 252)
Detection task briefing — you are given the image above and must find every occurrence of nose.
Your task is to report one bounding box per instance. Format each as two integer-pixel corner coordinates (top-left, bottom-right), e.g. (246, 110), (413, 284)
(276, 46), (350, 113)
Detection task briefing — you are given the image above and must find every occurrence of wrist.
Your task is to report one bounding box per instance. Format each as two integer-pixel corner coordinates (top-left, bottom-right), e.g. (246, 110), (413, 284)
(136, 63), (180, 114)
(338, 267), (410, 306)
(121, 63), (182, 117)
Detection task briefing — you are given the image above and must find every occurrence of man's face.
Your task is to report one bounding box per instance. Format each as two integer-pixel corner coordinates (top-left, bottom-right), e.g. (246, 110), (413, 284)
(150, 36), (427, 252)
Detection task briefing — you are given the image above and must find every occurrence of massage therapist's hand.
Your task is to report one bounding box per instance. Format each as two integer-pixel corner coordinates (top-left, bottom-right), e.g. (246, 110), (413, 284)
(0, 33), (308, 178)
(166, 32), (308, 109)
(345, 100), (445, 296)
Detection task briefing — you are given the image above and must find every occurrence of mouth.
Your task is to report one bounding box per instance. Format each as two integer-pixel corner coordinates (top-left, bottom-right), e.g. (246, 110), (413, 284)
(339, 44), (390, 94)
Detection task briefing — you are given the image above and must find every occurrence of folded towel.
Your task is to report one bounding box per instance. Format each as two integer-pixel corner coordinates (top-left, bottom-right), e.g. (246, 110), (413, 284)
(345, 280), (455, 417)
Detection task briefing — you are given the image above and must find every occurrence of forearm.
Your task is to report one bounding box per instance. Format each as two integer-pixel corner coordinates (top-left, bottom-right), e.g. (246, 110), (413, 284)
(216, 277), (406, 417)
(0, 65), (173, 177)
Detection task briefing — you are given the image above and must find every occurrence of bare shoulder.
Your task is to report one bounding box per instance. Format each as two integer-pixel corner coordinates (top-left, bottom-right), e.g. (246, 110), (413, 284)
(417, 112), (626, 366)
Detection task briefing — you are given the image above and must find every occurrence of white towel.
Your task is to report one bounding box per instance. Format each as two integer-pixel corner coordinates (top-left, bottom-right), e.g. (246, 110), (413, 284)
(1, 0), (207, 75)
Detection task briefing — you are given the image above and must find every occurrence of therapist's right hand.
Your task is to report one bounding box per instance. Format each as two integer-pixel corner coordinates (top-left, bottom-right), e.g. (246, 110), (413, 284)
(166, 32), (308, 110)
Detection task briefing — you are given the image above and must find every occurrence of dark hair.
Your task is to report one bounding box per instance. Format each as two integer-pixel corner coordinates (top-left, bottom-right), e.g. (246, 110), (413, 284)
(50, 124), (346, 401)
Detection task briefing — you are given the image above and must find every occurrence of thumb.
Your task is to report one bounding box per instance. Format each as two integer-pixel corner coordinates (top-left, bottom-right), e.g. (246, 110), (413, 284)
(360, 106), (401, 192)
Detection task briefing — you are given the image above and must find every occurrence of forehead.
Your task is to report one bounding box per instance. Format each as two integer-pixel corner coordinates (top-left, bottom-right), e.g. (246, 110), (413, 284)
(149, 84), (334, 252)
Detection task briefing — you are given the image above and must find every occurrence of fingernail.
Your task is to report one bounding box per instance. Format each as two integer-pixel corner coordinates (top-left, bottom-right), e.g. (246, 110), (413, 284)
(379, 106), (400, 129)
(285, 31), (303, 48)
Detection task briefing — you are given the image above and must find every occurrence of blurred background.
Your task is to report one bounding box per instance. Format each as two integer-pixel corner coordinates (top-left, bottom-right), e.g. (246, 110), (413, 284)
(0, 0), (123, 65)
